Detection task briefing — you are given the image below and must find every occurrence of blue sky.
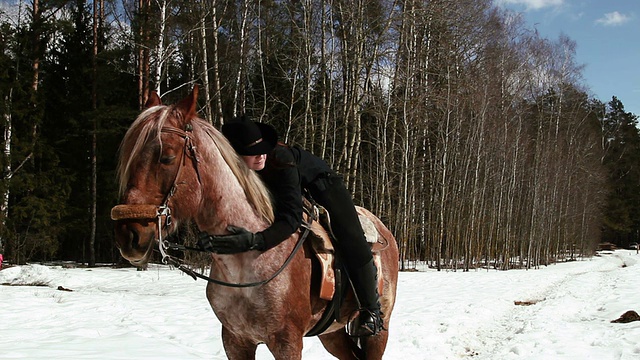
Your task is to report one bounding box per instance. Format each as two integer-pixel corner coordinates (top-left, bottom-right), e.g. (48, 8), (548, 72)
(495, 0), (639, 117)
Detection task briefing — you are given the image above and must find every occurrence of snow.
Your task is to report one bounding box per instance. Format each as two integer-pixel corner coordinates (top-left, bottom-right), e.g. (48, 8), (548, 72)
(2, 250), (640, 359)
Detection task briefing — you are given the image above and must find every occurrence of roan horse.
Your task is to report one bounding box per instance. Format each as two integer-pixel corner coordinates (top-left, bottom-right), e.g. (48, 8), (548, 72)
(112, 87), (399, 359)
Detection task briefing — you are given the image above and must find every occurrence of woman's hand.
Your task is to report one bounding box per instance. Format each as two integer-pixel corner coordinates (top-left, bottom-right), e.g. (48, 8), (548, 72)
(197, 226), (265, 254)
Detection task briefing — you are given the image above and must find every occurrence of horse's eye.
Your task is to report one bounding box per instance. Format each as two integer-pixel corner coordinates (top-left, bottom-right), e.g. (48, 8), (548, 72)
(159, 155), (176, 165)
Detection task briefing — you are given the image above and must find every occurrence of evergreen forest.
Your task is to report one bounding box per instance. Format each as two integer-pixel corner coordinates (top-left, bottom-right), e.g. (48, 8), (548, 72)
(1, 0), (639, 270)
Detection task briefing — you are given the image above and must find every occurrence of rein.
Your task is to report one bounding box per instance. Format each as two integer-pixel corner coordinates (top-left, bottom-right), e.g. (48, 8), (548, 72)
(112, 122), (314, 288)
(161, 221), (313, 287)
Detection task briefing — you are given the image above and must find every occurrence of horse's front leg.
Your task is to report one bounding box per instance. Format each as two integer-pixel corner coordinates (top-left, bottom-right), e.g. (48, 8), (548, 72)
(221, 326), (258, 360)
(265, 328), (305, 360)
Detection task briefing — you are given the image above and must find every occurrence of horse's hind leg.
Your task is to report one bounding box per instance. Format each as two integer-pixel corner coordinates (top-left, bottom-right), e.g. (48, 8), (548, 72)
(361, 330), (389, 360)
(318, 329), (362, 360)
(221, 326), (258, 360)
(264, 329), (305, 360)
(318, 329), (389, 360)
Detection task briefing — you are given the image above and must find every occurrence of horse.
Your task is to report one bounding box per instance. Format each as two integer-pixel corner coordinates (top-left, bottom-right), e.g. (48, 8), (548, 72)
(112, 86), (399, 360)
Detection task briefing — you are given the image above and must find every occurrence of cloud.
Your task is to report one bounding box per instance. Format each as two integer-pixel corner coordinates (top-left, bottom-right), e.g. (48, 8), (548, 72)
(595, 11), (632, 26)
(494, 0), (564, 11)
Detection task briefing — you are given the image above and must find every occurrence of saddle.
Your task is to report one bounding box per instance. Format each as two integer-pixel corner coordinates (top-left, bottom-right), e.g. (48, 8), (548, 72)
(303, 198), (390, 301)
(302, 199), (393, 337)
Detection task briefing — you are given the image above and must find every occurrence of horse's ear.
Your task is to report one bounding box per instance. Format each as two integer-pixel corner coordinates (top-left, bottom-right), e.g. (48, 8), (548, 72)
(175, 85), (199, 122)
(145, 91), (162, 108)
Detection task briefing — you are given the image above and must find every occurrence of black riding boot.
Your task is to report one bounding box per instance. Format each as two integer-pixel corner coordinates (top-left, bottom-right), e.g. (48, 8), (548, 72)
(347, 258), (383, 337)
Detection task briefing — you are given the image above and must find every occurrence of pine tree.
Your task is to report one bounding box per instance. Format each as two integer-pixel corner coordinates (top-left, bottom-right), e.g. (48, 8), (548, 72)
(601, 97), (640, 247)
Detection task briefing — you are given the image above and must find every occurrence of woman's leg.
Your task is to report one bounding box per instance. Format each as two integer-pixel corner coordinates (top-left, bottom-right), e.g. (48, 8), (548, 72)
(309, 175), (382, 336)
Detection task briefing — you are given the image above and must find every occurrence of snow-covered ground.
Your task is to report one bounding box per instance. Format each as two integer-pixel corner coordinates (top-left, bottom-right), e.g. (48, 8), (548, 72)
(2, 250), (640, 359)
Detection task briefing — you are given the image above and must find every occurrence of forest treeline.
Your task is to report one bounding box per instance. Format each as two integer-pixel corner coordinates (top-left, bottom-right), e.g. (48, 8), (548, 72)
(1, 0), (638, 270)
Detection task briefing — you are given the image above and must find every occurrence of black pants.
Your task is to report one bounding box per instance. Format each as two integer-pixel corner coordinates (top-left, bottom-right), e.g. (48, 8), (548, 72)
(307, 174), (373, 268)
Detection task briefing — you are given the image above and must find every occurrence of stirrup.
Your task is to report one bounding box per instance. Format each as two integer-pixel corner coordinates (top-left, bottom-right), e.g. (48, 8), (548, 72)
(346, 309), (382, 337)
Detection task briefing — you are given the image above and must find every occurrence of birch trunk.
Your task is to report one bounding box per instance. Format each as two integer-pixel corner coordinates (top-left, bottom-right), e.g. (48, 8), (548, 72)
(199, 12), (212, 123)
(1, 91), (12, 251)
(232, 1), (249, 116)
(153, 0), (166, 94)
(210, 3), (224, 125)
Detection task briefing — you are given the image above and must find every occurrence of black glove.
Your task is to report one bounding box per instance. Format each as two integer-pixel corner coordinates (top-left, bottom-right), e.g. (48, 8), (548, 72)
(197, 226), (265, 254)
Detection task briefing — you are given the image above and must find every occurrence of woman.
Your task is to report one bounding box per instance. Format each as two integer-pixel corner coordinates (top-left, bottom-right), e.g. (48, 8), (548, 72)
(197, 115), (382, 337)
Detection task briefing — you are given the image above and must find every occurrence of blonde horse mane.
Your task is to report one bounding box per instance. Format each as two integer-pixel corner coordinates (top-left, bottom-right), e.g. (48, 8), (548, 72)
(200, 120), (275, 223)
(116, 105), (274, 224)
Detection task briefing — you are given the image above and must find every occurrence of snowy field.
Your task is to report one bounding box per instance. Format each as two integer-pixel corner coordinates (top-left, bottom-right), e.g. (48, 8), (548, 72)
(1, 250), (640, 359)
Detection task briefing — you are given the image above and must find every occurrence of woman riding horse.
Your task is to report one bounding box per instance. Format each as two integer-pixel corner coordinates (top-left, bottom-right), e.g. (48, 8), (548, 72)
(113, 87), (398, 359)
(197, 115), (382, 337)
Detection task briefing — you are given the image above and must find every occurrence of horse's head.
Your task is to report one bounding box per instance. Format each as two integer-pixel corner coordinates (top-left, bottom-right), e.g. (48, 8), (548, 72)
(112, 87), (203, 265)
(112, 87), (274, 265)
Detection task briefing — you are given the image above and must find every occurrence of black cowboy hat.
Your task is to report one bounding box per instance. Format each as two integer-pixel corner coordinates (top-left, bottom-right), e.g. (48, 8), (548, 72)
(221, 115), (278, 156)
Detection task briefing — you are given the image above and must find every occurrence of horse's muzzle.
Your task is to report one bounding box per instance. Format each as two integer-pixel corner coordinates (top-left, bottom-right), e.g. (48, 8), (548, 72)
(112, 204), (160, 264)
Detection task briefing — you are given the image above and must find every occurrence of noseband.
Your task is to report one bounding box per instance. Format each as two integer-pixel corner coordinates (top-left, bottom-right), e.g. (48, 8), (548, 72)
(111, 123), (200, 264)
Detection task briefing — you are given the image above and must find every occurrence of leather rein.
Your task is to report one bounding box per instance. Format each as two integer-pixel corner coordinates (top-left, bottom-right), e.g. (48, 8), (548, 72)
(112, 122), (313, 288)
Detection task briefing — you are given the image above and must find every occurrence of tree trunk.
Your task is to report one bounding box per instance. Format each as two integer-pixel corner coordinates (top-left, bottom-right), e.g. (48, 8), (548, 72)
(88, 0), (103, 267)
(1, 91), (12, 251)
(210, 3), (224, 125)
(232, 1), (249, 116)
(138, 0), (151, 108)
(153, 0), (167, 94)
(199, 10), (212, 123)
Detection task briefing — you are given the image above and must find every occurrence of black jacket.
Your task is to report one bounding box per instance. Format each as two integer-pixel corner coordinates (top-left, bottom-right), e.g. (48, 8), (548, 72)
(257, 144), (332, 249)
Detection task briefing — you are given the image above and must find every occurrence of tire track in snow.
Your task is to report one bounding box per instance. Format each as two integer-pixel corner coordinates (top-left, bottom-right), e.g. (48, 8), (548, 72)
(463, 254), (633, 360)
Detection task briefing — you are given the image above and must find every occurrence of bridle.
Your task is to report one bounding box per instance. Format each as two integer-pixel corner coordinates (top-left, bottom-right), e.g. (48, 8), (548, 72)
(111, 120), (313, 288)
(111, 122), (199, 258)
(153, 124), (201, 264)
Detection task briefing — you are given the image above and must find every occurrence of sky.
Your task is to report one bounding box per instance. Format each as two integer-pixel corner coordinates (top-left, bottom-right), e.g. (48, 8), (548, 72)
(495, 0), (640, 117)
(2, 250), (640, 359)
